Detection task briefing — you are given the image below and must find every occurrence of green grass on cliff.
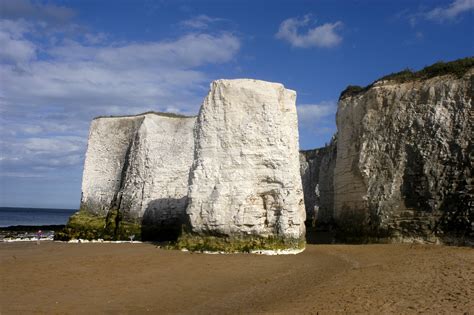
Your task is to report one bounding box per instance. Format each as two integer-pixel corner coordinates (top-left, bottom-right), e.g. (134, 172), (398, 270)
(340, 56), (474, 99)
(93, 111), (196, 120)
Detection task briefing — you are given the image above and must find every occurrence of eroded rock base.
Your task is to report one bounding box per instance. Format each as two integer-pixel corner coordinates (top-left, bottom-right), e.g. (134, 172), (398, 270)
(175, 232), (305, 253)
(55, 208), (140, 241)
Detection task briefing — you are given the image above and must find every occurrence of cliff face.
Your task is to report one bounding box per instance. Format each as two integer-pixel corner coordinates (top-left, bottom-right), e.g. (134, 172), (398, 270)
(299, 138), (337, 226)
(81, 115), (144, 216)
(64, 59), (472, 244)
(182, 79), (306, 250)
(334, 70), (473, 240)
(76, 112), (196, 240)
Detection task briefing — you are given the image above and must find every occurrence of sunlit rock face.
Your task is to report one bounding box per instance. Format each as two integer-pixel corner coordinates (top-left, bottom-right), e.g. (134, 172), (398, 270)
(80, 112), (196, 237)
(81, 115), (143, 216)
(334, 70), (473, 240)
(185, 79), (306, 243)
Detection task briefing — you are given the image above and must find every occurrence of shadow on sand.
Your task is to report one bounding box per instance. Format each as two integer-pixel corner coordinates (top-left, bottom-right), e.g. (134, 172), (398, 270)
(305, 225), (337, 245)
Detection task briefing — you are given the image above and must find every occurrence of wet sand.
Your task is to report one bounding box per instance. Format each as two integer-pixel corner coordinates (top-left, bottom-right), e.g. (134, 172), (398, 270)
(1, 242), (473, 314)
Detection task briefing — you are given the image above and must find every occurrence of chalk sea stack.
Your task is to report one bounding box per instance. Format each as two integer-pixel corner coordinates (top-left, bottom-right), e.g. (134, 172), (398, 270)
(179, 79), (306, 251)
(57, 112), (196, 241)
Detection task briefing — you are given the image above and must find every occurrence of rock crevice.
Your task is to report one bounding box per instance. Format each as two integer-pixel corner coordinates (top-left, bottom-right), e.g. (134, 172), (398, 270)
(299, 136), (337, 226)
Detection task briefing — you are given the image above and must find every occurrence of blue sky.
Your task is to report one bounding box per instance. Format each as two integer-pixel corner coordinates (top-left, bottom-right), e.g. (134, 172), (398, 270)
(0, 0), (473, 209)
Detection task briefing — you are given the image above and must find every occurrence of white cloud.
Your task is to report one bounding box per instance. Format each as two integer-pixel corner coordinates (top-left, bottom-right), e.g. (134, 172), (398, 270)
(426, 0), (474, 21)
(276, 15), (343, 48)
(180, 15), (225, 29)
(0, 33), (239, 112)
(84, 32), (107, 45)
(23, 137), (85, 155)
(48, 33), (240, 68)
(296, 101), (337, 140)
(0, 18), (241, 178)
(296, 102), (337, 148)
(0, 19), (36, 64)
(0, 18), (31, 37)
(403, 0), (474, 26)
(0, 171), (45, 178)
(0, 135), (86, 177)
(0, 30), (35, 64)
(0, 0), (75, 24)
(297, 102), (337, 124)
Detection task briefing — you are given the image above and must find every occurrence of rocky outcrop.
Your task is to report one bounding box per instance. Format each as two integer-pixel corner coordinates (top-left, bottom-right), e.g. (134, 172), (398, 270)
(333, 67), (473, 241)
(299, 137), (337, 226)
(63, 112), (196, 240)
(61, 58), (472, 245)
(181, 79), (306, 251)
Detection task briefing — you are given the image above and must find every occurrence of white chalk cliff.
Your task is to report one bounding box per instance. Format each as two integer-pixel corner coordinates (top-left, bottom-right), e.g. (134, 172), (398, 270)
(81, 112), (196, 233)
(69, 57), (472, 245)
(186, 79), (306, 240)
(333, 69), (473, 239)
(298, 58), (473, 243)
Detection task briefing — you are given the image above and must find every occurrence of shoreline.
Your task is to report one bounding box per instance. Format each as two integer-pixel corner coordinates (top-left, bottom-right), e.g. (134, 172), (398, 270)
(1, 224), (472, 248)
(1, 237), (305, 255)
(0, 225), (65, 242)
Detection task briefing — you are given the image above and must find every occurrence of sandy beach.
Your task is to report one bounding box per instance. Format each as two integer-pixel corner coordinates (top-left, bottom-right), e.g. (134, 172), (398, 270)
(1, 242), (473, 314)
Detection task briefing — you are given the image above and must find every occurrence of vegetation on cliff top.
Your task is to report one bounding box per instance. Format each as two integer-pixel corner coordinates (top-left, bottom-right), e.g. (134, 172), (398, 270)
(93, 111), (196, 120)
(340, 56), (474, 99)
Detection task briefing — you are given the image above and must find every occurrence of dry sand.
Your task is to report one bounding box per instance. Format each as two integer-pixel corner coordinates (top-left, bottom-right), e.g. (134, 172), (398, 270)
(1, 242), (473, 314)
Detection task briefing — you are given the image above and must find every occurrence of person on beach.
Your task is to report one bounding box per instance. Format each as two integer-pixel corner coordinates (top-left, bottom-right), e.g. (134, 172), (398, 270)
(36, 230), (42, 245)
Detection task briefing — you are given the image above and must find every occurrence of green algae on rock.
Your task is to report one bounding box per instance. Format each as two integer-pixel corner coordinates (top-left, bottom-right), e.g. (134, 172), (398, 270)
(54, 208), (141, 241)
(175, 232), (305, 253)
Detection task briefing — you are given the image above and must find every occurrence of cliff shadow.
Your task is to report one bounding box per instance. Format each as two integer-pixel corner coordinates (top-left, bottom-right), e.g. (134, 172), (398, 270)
(141, 197), (188, 242)
(402, 145), (431, 211)
(305, 223), (337, 244)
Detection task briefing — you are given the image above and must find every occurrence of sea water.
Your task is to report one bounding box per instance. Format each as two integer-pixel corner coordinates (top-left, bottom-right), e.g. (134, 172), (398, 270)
(0, 207), (76, 227)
